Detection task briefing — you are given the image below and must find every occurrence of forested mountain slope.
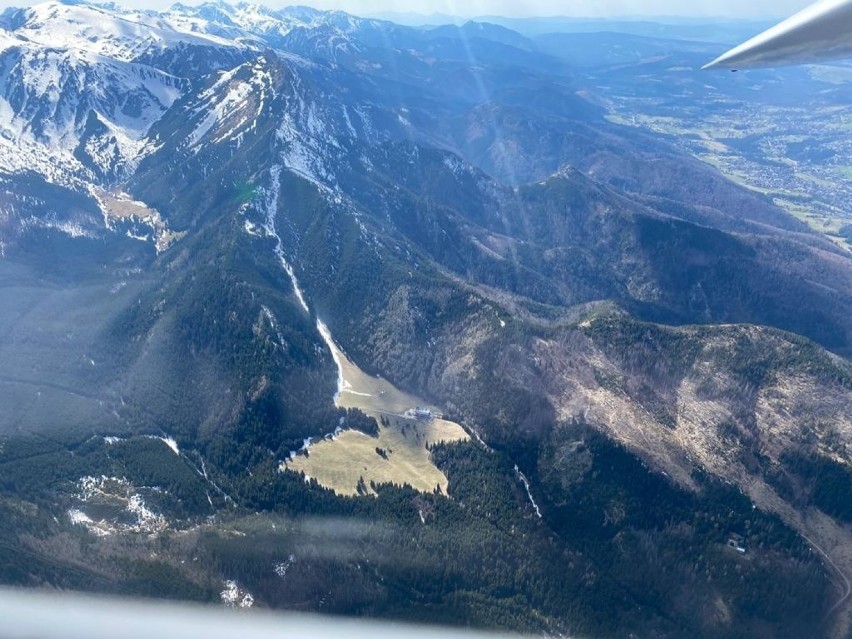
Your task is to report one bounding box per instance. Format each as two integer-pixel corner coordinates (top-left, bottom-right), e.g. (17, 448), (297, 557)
(0, 3), (850, 638)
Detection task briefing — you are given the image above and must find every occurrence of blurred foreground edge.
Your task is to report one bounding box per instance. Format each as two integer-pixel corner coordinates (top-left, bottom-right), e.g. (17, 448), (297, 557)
(0, 587), (533, 639)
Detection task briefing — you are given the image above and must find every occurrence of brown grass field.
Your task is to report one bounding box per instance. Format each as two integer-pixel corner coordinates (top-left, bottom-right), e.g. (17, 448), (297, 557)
(282, 335), (469, 496)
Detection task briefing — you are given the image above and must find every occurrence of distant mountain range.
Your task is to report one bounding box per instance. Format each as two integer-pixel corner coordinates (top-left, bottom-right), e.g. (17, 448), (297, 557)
(0, 3), (850, 638)
(372, 12), (776, 42)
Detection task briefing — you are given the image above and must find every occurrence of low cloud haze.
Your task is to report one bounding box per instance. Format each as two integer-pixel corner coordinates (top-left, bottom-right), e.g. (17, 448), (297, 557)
(0, 0), (814, 18)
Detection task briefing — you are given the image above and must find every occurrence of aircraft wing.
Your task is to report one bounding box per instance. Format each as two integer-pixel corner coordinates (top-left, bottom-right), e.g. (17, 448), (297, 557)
(704, 0), (852, 69)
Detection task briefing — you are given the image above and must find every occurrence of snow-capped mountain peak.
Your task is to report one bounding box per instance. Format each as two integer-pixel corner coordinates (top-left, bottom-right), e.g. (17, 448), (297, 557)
(0, 0), (386, 231)
(0, 0), (403, 258)
(0, 36), (185, 182)
(8, 0), (237, 62)
(160, 0), (366, 55)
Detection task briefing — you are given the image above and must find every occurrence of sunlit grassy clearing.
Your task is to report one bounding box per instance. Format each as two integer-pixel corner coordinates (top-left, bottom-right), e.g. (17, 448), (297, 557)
(286, 417), (469, 496)
(283, 336), (469, 496)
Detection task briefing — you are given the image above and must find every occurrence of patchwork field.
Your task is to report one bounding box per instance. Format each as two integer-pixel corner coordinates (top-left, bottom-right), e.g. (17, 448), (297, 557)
(282, 330), (469, 496)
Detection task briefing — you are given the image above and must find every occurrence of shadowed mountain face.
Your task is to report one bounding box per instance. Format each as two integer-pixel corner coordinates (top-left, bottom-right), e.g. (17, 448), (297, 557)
(0, 3), (851, 638)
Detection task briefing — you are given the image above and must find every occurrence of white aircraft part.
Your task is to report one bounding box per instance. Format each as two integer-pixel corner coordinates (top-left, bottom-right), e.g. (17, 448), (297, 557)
(704, 0), (852, 69)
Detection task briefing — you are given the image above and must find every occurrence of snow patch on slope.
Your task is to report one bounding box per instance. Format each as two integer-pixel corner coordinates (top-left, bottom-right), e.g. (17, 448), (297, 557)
(147, 435), (180, 456)
(220, 580), (254, 608)
(69, 475), (169, 536)
(515, 465), (542, 519)
(275, 74), (339, 189)
(0, 41), (184, 181)
(274, 554), (296, 579)
(257, 164), (310, 313)
(186, 59), (274, 151)
(253, 167), (348, 407)
(316, 319), (345, 403)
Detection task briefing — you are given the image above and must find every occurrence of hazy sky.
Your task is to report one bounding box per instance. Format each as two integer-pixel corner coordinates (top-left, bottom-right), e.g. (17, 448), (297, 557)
(293, 0), (811, 19)
(0, 0), (814, 18)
